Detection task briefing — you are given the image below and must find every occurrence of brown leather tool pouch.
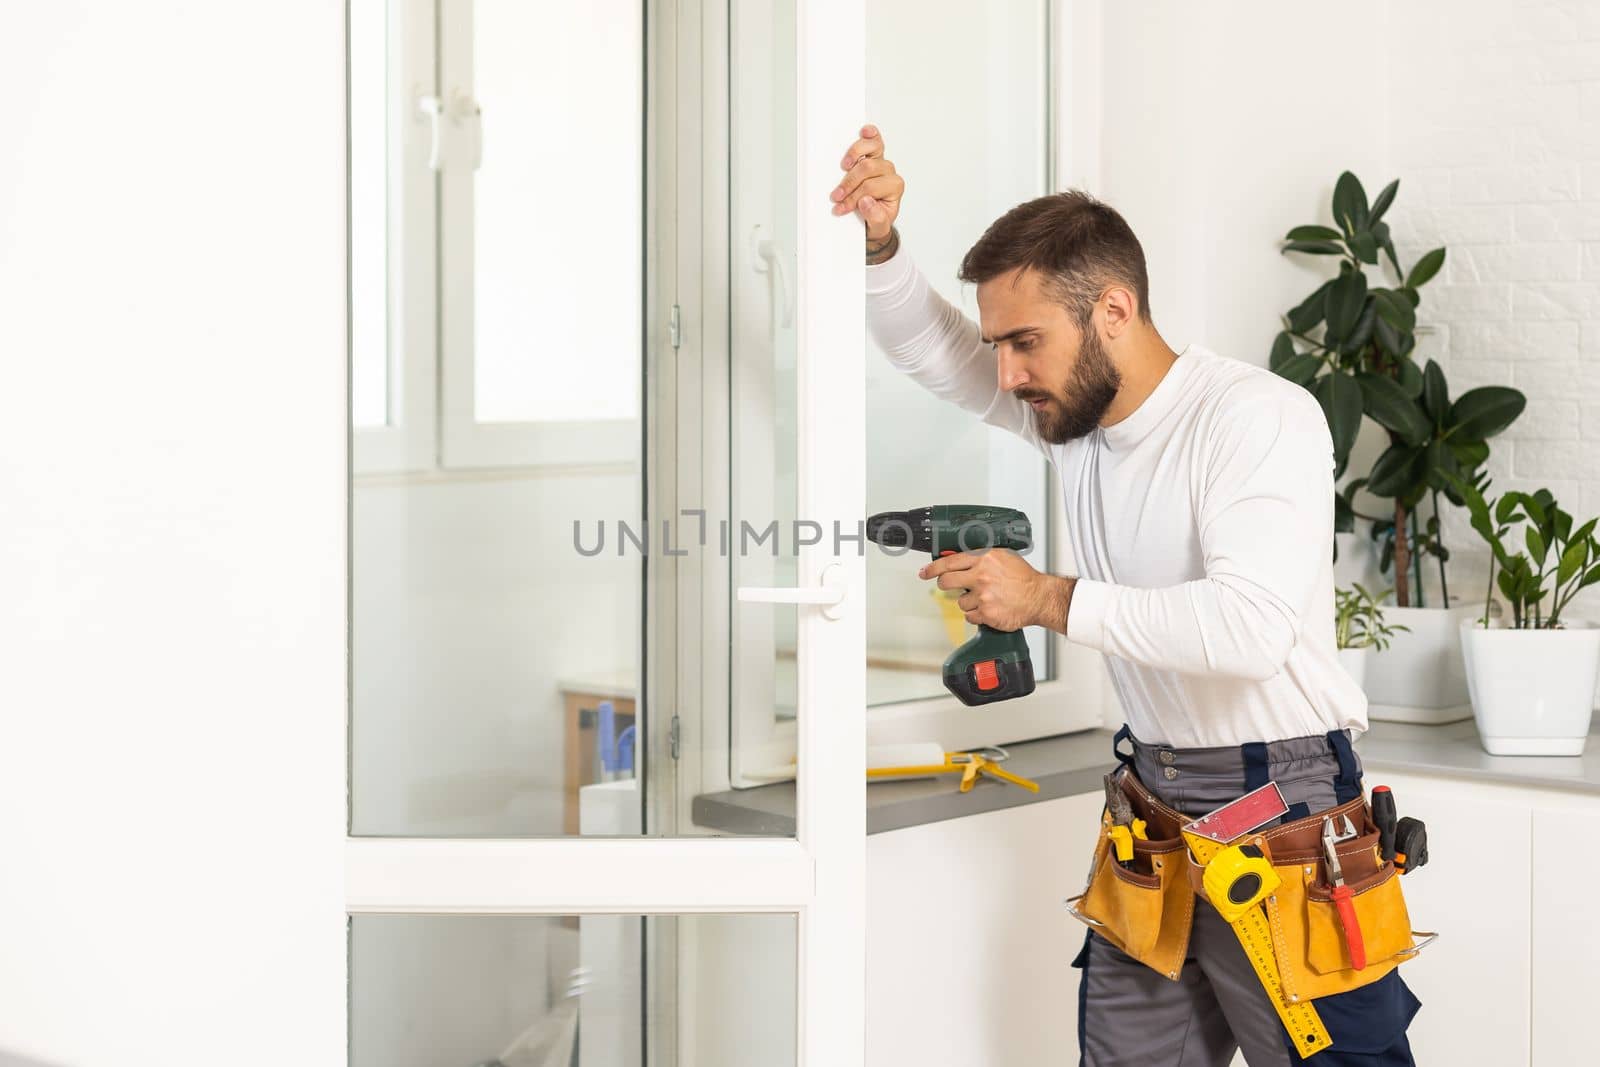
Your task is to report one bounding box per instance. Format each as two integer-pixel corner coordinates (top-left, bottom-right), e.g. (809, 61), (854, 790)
(1069, 771), (1195, 980)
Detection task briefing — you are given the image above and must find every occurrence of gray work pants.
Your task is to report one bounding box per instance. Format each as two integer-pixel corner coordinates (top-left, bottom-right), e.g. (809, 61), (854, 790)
(1073, 730), (1421, 1066)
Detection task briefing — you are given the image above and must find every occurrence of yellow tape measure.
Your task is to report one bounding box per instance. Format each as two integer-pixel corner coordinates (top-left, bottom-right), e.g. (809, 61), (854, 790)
(1184, 830), (1332, 1059)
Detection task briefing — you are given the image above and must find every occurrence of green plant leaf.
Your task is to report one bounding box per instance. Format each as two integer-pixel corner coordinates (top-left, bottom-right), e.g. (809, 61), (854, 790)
(1368, 179), (1400, 224)
(1373, 288), (1417, 333)
(1498, 567), (1520, 602)
(1495, 493), (1521, 525)
(1357, 372), (1432, 444)
(1396, 357), (1424, 397)
(1288, 280), (1334, 334)
(1426, 439), (1464, 493)
(1277, 352), (1323, 387)
(1350, 231), (1380, 264)
(1583, 564), (1600, 590)
(1269, 331), (1296, 371)
(1527, 526), (1548, 564)
(1398, 286), (1421, 308)
(1286, 225), (1342, 241)
(1451, 439), (1490, 470)
(1553, 507), (1572, 543)
(1421, 360), (1449, 426)
(1558, 540), (1589, 585)
(1406, 248), (1446, 289)
(1335, 491), (1355, 534)
(1342, 299), (1378, 355)
(1333, 171), (1370, 235)
(1324, 270), (1368, 342)
(1285, 240), (1347, 256)
(1376, 226), (1401, 277)
(1373, 314), (1403, 357)
(1367, 442), (1426, 497)
(1449, 386), (1527, 440)
(1313, 373), (1363, 476)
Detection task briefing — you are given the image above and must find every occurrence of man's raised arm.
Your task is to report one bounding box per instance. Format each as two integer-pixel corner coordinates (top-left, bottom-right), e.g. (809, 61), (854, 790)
(832, 125), (1039, 450)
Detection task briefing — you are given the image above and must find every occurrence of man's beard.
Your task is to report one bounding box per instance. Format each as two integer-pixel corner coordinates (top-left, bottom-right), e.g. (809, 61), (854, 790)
(1017, 328), (1122, 444)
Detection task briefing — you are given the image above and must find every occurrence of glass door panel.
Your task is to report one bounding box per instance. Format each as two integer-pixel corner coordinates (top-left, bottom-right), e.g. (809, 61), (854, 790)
(350, 913), (796, 1067)
(729, 0), (1063, 782)
(729, 0), (802, 782)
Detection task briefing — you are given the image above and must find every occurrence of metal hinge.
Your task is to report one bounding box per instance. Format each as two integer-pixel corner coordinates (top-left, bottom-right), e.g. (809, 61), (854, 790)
(669, 715), (681, 760)
(668, 304), (682, 350)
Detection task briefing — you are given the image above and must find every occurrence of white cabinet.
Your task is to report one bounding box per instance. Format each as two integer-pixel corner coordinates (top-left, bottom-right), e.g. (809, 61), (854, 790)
(1371, 772), (1534, 1066)
(1530, 802), (1600, 1065)
(866, 793), (1104, 1067)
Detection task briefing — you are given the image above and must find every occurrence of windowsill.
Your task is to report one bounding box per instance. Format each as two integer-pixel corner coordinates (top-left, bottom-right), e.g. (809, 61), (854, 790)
(692, 729), (1116, 836)
(690, 718), (1600, 836)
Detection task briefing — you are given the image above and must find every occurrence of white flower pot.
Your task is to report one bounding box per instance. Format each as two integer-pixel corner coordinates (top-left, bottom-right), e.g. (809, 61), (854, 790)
(1363, 604), (1479, 724)
(1337, 646), (1369, 690)
(1460, 619), (1600, 756)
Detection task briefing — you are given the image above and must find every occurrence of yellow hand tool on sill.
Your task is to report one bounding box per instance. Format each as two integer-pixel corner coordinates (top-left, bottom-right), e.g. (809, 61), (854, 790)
(867, 748), (1040, 794)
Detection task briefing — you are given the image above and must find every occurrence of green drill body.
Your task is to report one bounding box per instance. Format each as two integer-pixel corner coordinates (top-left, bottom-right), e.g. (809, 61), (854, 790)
(866, 505), (1038, 706)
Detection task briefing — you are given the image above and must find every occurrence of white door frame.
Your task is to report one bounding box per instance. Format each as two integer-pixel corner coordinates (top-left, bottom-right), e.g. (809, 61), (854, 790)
(345, 3), (867, 1065)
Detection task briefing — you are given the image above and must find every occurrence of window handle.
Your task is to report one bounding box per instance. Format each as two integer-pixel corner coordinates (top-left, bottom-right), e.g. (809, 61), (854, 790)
(418, 93), (444, 171)
(417, 90), (483, 172)
(751, 225), (794, 329)
(737, 563), (848, 620)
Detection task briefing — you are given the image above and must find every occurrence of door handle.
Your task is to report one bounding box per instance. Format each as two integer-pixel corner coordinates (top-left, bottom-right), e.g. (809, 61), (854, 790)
(417, 89), (483, 172)
(737, 562), (848, 620)
(750, 225), (795, 329)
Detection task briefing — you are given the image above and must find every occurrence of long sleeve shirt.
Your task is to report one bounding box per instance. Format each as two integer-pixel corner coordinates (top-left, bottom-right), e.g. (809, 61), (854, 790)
(866, 243), (1368, 748)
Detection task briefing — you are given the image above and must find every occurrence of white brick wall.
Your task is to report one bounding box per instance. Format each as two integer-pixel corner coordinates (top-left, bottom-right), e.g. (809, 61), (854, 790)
(1384, 0), (1600, 618)
(1090, 0), (1600, 620)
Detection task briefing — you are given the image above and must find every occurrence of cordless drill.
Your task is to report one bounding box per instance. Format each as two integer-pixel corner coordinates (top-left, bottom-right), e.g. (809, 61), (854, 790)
(866, 505), (1037, 706)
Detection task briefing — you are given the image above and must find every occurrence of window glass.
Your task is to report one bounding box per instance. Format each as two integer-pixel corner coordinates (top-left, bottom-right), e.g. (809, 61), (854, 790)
(470, 0), (641, 424)
(350, 913), (796, 1067)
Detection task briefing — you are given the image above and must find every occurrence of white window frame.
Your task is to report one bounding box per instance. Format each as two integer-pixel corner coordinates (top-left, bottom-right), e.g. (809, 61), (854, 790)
(353, 0), (439, 475)
(353, 0), (641, 476)
(345, 4), (868, 1067)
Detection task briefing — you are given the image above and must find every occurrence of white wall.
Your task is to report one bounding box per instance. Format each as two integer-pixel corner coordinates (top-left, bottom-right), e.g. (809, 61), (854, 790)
(1082, 0), (1600, 617)
(1383, 0), (1600, 618)
(0, 4), (346, 1065)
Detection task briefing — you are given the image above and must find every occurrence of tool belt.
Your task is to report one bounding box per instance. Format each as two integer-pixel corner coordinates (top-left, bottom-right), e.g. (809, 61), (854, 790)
(1067, 766), (1430, 1002)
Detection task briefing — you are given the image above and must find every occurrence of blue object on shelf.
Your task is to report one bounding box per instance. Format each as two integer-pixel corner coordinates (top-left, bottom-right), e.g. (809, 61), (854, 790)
(616, 724), (637, 777)
(597, 700), (617, 778)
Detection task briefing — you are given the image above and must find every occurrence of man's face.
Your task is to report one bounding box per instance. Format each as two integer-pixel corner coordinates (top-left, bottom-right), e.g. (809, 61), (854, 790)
(976, 267), (1122, 445)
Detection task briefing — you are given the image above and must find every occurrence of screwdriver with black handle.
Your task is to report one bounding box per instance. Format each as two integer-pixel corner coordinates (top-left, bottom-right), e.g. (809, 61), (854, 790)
(1369, 784), (1428, 874)
(1371, 785), (1398, 862)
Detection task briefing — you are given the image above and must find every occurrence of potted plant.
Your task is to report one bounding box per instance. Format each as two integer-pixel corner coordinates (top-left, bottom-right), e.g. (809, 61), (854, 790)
(1455, 480), (1600, 755)
(1272, 171), (1525, 724)
(1334, 584), (1407, 689)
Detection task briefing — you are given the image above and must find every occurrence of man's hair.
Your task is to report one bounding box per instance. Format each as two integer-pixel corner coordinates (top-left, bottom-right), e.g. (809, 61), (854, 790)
(957, 190), (1151, 328)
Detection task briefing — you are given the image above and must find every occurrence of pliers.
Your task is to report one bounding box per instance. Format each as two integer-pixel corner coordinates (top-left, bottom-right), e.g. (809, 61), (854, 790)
(1321, 814), (1367, 970)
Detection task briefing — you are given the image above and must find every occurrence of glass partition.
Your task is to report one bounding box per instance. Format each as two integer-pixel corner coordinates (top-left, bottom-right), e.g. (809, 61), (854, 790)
(350, 913), (796, 1067)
